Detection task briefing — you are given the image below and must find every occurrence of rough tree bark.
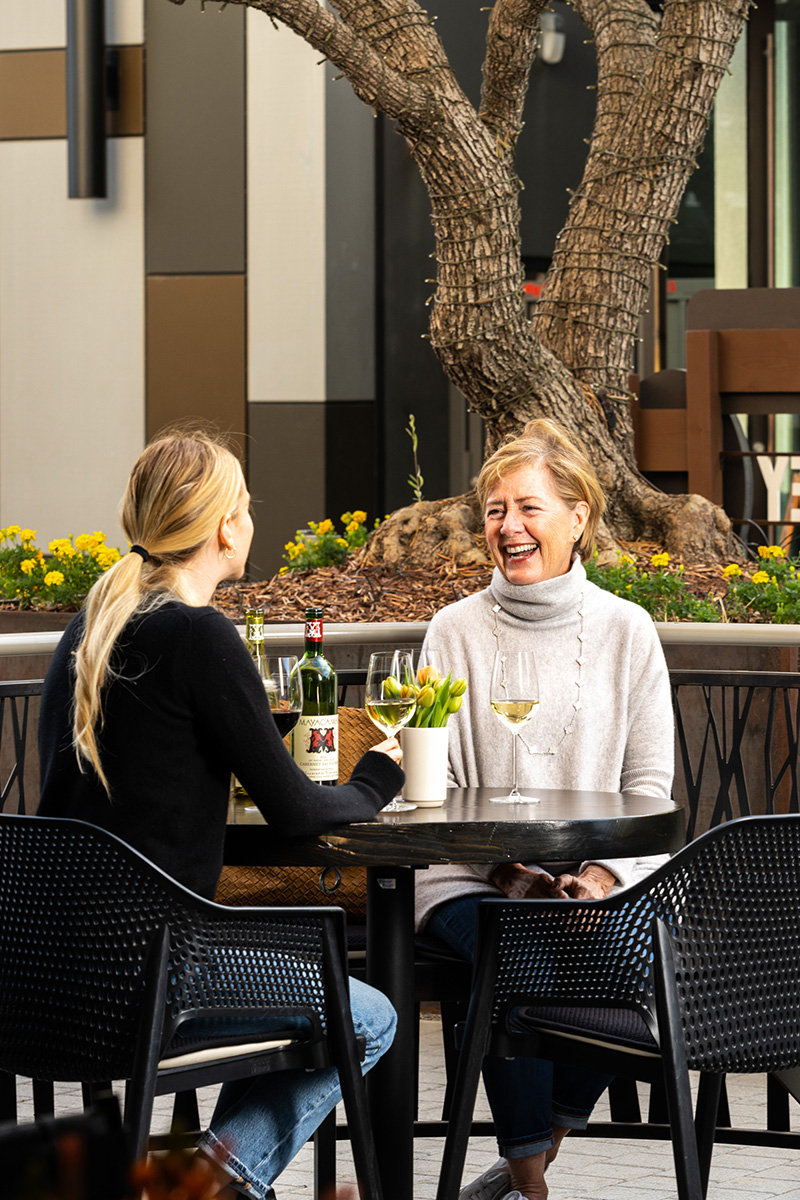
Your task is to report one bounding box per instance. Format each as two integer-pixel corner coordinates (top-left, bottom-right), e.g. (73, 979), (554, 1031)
(173, 0), (752, 565)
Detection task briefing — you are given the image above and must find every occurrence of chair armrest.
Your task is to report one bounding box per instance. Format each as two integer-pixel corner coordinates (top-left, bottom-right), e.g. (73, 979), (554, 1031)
(474, 887), (660, 1013)
(160, 902), (349, 1042)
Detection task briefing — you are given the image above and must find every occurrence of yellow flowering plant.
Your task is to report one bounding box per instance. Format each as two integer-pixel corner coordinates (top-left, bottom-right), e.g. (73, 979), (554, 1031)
(280, 511), (382, 574)
(0, 526), (121, 609)
(722, 547), (800, 622)
(586, 543), (800, 623)
(384, 663), (467, 728)
(585, 550), (719, 621)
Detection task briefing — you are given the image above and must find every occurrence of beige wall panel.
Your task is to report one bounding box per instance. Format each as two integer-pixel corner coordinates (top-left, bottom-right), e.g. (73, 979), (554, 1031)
(0, 137), (144, 551)
(146, 276), (246, 452)
(0, 0), (142, 51)
(0, 46), (142, 141)
(714, 37), (748, 291)
(103, 0), (144, 46)
(247, 12), (325, 402)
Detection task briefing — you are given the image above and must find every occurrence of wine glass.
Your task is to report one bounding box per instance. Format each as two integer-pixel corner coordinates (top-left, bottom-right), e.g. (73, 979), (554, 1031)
(233, 655), (302, 809)
(489, 649), (540, 803)
(264, 655), (303, 740)
(365, 650), (417, 811)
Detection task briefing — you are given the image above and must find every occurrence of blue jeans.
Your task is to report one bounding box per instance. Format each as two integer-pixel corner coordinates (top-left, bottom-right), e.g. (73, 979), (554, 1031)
(427, 894), (613, 1158)
(195, 977), (396, 1198)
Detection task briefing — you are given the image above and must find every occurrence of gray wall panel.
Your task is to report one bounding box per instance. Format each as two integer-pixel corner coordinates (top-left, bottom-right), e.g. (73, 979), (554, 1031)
(145, 0), (245, 273)
(325, 399), (376, 523)
(248, 401), (326, 580)
(325, 65), (376, 402)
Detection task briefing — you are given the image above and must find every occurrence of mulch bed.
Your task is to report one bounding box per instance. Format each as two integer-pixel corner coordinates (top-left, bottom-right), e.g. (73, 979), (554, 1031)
(213, 560), (497, 623)
(0, 543), (740, 623)
(213, 541), (733, 623)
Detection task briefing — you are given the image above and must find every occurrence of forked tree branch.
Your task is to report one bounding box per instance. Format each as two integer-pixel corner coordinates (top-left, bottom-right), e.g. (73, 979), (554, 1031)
(330, 0), (452, 82)
(480, 0), (547, 160)
(168, 0), (442, 134)
(579, 0), (659, 143)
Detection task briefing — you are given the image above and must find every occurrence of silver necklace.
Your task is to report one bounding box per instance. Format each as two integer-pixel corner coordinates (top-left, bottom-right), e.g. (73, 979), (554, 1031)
(490, 595), (586, 755)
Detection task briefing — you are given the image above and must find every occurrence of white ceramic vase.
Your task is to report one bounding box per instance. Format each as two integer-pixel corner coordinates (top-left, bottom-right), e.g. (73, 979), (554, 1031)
(401, 725), (449, 807)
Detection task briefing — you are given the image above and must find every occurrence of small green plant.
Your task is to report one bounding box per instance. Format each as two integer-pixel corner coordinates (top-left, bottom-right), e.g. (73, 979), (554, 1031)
(0, 526), (121, 610)
(280, 511), (381, 574)
(406, 413), (424, 503)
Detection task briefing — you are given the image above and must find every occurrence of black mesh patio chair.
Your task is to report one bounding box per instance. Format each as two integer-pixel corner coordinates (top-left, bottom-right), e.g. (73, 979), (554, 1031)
(0, 812), (384, 1200)
(437, 815), (800, 1200)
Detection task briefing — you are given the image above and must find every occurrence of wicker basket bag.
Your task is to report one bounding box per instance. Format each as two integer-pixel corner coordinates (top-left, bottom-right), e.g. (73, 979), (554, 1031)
(216, 707), (379, 917)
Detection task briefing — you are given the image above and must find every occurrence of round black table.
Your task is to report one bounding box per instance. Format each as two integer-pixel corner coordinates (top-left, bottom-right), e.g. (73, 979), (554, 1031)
(225, 785), (684, 866)
(225, 787), (685, 1200)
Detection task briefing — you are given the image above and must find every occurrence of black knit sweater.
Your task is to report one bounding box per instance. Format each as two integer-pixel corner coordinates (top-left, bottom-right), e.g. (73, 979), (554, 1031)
(38, 602), (403, 898)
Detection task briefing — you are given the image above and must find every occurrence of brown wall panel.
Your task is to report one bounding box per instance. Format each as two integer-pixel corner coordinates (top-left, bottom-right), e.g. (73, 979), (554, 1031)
(146, 275), (246, 454)
(108, 46), (144, 137)
(0, 50), (65, 140)
(0, 47), (143, 141)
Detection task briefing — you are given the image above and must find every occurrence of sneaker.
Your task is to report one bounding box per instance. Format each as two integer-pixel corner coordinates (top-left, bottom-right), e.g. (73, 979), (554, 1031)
(458, 1159), (511, 1200)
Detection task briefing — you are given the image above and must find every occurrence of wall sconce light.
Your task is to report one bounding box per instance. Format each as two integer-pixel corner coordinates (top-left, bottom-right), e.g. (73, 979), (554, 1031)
(66, 0), (106, 198)
(539, 11), (566, 65)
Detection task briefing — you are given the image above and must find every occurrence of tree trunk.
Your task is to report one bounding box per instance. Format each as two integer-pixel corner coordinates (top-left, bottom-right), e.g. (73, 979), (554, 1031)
(169, 0), (751, 563)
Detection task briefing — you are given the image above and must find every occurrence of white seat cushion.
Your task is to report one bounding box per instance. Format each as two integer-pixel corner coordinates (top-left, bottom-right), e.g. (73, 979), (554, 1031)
(158, 1036), (296, 1070)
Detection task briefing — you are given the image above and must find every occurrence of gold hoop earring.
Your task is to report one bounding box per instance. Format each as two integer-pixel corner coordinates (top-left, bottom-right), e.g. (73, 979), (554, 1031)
(224, 546), (237, 560)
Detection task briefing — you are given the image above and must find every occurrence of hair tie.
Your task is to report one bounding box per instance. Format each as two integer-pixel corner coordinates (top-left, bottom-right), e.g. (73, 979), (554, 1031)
(130, 544), (150, 562)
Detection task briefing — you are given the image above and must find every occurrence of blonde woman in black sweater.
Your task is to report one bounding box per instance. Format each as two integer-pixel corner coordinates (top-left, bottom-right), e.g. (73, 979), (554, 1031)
(38, 430), (402, 1200)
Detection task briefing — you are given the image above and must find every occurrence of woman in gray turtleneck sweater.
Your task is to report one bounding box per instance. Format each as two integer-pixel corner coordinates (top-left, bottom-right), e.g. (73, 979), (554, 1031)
(419, 419), (674, 1200)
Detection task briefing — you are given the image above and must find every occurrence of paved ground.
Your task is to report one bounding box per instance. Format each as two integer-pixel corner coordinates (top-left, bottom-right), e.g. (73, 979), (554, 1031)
(28, 1010), (800, 1200)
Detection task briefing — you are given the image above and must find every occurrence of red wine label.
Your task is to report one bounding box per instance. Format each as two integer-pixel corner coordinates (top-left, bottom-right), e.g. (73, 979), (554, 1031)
(292, 714), (338, 782)
(304, 618), (323, 641)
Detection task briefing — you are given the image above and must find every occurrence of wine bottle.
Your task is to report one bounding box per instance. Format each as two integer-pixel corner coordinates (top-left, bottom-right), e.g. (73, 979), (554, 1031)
(234, 609), (268, 799)
(291, 607), (338, 785)
(245, 607), (267, 679)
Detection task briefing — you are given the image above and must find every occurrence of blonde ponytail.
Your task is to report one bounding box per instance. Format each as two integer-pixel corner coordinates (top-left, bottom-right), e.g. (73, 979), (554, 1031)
(72, 430), (243, 791)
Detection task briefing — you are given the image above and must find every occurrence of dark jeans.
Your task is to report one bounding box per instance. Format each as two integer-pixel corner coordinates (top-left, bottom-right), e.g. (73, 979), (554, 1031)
(427, 893), (613, 1157)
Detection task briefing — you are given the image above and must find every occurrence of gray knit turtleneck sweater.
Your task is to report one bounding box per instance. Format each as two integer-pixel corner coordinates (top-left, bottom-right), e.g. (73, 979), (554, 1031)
(414, 557), (674, 929)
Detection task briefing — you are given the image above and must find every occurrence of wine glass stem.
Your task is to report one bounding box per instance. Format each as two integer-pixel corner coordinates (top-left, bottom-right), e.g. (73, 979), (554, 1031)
(511, 732), (519, 796)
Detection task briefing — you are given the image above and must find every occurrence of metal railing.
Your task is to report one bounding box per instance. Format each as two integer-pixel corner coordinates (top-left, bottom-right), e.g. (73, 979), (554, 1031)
(2, 620), (800, 658)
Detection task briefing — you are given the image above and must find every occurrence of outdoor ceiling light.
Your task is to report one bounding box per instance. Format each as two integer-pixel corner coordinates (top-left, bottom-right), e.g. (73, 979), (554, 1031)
(539, 12), (566, 65)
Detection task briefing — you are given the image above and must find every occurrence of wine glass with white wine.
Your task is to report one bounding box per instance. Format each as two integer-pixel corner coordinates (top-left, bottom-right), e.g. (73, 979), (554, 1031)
(365, 650), (417, 811)
(489, 649), (540, 803)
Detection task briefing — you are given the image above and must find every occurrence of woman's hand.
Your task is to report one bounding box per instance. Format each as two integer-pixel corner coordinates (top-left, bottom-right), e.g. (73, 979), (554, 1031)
(492, 862), (617, 900)
(491, 863), (569, 900)
(369, 736), (403, 765)
(551, 864), (616, 899)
